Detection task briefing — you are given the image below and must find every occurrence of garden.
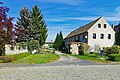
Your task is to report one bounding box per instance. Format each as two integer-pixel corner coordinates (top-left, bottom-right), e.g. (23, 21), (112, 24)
(70, 45), (120, 64)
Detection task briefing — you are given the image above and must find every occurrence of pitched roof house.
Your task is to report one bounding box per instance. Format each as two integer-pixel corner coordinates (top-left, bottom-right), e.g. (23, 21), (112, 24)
(64, 17), (115, 54)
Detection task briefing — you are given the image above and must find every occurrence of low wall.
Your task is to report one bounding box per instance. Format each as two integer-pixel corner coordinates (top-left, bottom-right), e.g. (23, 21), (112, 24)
(5, 45), (28, 55)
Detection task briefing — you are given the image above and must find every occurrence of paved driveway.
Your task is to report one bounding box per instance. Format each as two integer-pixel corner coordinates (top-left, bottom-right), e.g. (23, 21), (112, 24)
(0, 52), (120, 80)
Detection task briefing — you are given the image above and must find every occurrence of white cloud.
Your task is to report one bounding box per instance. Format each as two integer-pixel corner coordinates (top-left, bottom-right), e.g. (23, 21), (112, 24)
(37, 0), (83, 5)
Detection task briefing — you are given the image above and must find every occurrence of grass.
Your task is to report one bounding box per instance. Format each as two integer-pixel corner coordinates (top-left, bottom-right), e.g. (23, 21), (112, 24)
(13, 54), (60, 64)
(70, 53), (111, 64)
(8, 52), (31, 61)
(61, 54), (68, 57)
(0, 52), (31, 63)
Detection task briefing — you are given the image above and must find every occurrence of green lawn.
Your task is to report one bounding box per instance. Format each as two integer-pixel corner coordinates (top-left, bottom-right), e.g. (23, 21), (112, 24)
(8, 52), (31, 61)
(13, 54), (60, 64)
(70, 53), (111, 63)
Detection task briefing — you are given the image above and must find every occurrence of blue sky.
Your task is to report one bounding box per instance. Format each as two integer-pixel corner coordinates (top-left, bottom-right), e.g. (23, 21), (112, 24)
(1, 0), (120, 42)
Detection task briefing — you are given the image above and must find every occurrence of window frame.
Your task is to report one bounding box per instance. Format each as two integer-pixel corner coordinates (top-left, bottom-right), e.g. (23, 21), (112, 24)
(108, 34), (111, 39)
(98, 24), (101, 28)
(93, 33), (96, 39)
(100, 34), (104, 39)
(104, 24), (107, 28)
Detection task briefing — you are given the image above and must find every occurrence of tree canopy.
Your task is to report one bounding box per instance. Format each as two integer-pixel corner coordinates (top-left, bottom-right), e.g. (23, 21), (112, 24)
(0, 2), (14, 55)
(53, 31), (65, 51)
(15, 5), (48, 53)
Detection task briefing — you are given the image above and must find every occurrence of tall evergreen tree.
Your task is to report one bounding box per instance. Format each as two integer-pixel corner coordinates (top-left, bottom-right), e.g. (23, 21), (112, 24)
(53, 33), (59, 50)
(32, 5), (48, 46)
(15, 7), (33, 42)
(53, 31), (65, 51)
(59, 31), (64, 51)
(116, 24), (120, 45)
(16, 5), (47, 47)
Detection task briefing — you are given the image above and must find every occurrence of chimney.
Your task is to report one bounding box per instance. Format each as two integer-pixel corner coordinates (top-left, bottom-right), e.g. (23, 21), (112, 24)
(112, 24), (114, 29)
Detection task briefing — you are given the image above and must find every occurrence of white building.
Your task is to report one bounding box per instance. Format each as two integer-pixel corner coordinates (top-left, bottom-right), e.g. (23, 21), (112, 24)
(64, 17), (115, 54)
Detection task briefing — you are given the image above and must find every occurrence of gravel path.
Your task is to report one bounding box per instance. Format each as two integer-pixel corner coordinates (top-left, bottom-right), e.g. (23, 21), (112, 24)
(0, 65), (120, 80)
(0, 52), (120, 80)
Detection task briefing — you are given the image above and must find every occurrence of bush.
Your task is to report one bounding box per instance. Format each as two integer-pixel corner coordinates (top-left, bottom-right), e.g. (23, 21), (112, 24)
(27, 40), (40, 54)
(108, 54), (120, 61)
(0, 56), (14, 63)
(104, 46), (120, 55)
(17, 42), (27, 50)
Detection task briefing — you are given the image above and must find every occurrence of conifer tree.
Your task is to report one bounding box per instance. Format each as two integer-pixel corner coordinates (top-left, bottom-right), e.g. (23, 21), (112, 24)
(15, 7), (34, 42)
(32, 5), (48, 46)
(116, 25), (120, 45)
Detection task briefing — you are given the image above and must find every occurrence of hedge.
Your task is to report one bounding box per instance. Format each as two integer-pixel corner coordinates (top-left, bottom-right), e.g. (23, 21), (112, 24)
(108, 54), (120, 61)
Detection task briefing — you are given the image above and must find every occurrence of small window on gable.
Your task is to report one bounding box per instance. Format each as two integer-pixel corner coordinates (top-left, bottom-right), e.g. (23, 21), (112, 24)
(104, 24), (107, 28)
(93, 33), (96, 39)
(98, 24), (101, 28)
(108, 34), (111, 39)
(100, 34), (104, 39)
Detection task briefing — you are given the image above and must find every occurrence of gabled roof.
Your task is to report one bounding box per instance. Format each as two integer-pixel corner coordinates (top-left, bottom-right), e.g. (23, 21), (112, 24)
(64, 17), (102, 39)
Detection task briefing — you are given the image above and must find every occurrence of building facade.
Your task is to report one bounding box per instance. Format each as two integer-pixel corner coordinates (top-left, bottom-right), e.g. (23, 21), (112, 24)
(64, 17), (115, 54)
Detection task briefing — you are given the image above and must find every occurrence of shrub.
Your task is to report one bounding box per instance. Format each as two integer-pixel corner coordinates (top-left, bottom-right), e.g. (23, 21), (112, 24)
(0, 56), (14, 63)
(104, 46), (120, 55)
(27, 40), (40, 54)
(108, 54), (120, 61)
(82, 43), (90, 53)
(17, 42), (27, 50)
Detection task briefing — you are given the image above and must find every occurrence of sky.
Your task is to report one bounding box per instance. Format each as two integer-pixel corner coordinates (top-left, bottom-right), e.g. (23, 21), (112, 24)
(1, 0), (120, 42)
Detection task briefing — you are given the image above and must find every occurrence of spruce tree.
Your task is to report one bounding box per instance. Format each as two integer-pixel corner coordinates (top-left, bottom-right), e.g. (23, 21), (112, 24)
(59, 31), (64, 51)
(53, 31), (65, 51)
(32, 5), (48, 46)
(15, 7), (33, 42)
(53, 33), (59, 50)
(116, 25), (120, 45)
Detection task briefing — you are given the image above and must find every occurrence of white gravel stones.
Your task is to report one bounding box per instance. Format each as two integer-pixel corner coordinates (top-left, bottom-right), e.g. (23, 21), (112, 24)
(0, 65), (120, 80)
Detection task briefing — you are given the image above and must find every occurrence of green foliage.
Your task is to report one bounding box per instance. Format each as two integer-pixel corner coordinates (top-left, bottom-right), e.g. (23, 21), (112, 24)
(104, 46), (120, 55)
(0, 56), (14, 63)
(53, 31), (65, 51)
(27, 40), (40, 54)
(116, 25), (120, 45)
(17, 42), (27, 49)
(16, 5), (47, 47)
(16, 7), (32, 42)
(13, 54), (60, 64)
(108, 54), (120, 61)
(8, 52), (31, 61)
(0, 52), (30, 63)
(0, 38), (5, 56)
(32, 5), (48, 46)
(81, 43), (90, 53)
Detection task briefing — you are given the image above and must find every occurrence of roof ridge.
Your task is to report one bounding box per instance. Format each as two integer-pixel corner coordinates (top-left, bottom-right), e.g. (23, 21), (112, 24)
(64, 17), (102, 39)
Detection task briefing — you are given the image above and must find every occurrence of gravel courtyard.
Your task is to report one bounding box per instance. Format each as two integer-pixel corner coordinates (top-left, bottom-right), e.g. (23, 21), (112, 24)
(0, 52), (120, 80)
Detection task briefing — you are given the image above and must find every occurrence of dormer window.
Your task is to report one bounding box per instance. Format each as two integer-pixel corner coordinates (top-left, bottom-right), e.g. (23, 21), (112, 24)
(104, 24), (107, 28)
(98, 24), (101, 28)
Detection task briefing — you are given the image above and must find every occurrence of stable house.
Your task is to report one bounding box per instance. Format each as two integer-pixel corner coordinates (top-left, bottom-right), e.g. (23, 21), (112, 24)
(64, 17), (115, 54)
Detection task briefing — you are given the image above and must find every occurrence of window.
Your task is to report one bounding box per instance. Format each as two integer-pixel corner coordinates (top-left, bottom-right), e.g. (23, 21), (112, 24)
(98, 24), (101, 28)
(93, 33), (96, 39)
(108, 34), (111, 39)
(104, 24), (107, 28)
(100, 34), (104, 39)
(83, 35), (85, 40)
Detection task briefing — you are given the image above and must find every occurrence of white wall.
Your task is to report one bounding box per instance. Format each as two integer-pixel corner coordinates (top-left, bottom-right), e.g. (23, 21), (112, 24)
(88, 17), (115, 48)
(70, 43), (79, 54)
(5, 45), (28, 55)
